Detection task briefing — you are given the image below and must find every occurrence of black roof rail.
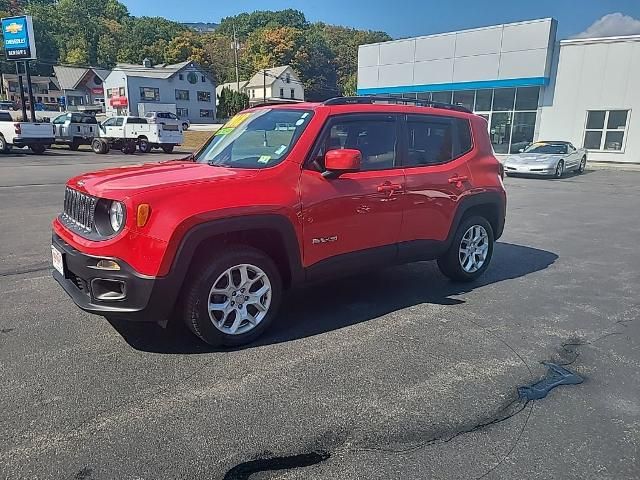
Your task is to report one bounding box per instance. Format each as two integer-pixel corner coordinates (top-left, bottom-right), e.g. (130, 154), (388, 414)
(323, 96), (473, 114)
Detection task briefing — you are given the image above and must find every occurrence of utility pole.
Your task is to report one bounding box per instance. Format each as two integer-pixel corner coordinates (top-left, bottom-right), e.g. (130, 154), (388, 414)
(263, 68), (266, 102)
(233, 24), (240, 92)
(16, 62), (27, 121)
(25, 61), (36, 122)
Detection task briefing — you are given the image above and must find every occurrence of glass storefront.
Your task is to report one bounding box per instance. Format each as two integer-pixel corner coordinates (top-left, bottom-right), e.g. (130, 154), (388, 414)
(387, 86), (540, 154)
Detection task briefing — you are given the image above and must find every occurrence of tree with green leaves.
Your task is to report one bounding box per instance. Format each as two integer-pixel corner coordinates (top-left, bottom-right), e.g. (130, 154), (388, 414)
(217, 86), (248, 119)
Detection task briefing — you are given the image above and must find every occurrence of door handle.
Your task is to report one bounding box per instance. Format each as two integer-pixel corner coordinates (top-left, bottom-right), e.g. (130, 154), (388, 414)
(377, 182), (403, 193)
(448, 175), (469, 188)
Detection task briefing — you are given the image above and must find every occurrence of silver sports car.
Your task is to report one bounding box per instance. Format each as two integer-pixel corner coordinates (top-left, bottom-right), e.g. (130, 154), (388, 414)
(503, 141), (587, 178)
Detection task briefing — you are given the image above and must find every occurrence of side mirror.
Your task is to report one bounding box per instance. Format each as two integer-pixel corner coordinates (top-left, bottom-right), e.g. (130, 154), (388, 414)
(518, 148), (525, 153)
(323, 148), (361, 178)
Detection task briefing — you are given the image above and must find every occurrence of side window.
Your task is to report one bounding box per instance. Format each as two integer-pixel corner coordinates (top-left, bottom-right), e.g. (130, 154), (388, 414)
(406, 116), (472, 166)
(115, 117), (124, 126)
(102, 118), (116, 127)
(52, 114), (68, 125)
(324, 119), (397, 171)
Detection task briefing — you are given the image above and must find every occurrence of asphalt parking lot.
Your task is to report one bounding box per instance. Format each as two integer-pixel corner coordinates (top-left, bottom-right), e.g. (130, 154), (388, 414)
(1, 150), (638, 479)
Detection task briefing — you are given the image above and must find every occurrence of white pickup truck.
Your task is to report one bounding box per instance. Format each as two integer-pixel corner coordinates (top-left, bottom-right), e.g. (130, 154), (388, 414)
(91, 116), (183, 154)
(0, 111), (55, 154)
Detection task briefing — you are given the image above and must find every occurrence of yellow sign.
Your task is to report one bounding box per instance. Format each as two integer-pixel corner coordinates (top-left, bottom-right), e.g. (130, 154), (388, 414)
(224, 112), (252, 129)
(5, 22), (22, 34)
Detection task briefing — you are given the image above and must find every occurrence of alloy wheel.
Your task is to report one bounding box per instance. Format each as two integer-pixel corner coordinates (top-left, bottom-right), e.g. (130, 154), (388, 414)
(459, 225), (489, 273)
(207, 263), (272, 335)
(555, 161), (564, 178)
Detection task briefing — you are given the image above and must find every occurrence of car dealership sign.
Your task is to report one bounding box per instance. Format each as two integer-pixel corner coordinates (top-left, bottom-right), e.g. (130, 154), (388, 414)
(1, 15), (37, 60)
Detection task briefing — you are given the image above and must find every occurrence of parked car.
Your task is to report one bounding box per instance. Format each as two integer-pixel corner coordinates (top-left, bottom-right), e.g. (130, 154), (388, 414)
(144, 111), (189, 130)
(0, 101), (16, 111)
(91, 116), (183, 154)
(504, 141), (587, 178)
(52, 112), (99, 150)
(0, 110), (54, 154)
(51, 97), (506, 347)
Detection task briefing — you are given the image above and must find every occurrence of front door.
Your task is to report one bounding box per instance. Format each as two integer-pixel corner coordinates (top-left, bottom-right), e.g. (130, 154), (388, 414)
(300, 114), (405, 276)
(399, 114), (474, 257)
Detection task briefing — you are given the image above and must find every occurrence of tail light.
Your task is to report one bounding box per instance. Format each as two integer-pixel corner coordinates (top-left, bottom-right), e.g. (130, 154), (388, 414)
(14, 123), (21, 135)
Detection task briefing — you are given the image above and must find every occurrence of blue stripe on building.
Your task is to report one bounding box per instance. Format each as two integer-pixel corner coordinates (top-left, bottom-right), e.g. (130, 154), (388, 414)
(357, 77), (549, 95)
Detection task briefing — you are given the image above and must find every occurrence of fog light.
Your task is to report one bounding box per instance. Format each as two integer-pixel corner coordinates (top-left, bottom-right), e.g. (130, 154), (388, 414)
(91, 278), (126, 301)
(90, 259), (121, 271)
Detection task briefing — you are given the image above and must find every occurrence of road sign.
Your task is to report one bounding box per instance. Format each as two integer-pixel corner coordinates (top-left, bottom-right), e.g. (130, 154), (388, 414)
(1, 15), (37, 60)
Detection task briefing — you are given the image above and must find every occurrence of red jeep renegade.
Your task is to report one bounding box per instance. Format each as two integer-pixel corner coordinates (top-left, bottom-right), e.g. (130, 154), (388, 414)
(52, 97), (506, 347)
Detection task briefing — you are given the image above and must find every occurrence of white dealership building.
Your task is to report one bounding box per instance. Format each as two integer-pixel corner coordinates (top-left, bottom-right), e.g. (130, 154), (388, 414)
(358, 18), (640, 163)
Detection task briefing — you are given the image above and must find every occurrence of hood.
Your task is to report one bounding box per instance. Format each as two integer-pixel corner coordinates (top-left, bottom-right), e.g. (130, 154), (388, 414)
(507, 153), (562, 163)
(67, 161), (259, 199)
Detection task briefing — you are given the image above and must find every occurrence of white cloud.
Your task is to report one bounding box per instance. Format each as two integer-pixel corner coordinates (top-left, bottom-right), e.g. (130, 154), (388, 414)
(574, 12), (640, 39)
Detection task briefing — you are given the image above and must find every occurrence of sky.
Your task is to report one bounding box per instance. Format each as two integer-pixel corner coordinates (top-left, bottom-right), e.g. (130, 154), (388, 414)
(120, 0), (640, 40)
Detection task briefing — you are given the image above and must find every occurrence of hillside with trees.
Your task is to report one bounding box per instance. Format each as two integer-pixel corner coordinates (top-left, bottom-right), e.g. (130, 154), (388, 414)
(0, 1), (391, 99)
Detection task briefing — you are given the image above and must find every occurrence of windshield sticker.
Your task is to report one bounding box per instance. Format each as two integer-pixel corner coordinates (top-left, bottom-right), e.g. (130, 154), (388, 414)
(257, 155), (271, 164)
(214, 112), (253, 136)
(215, 127), (234, 136)
(295, 119), (305, 126)
(275, 145), (287, 155)
(300, 112), (309, 118)
(225, 112), (252, 129)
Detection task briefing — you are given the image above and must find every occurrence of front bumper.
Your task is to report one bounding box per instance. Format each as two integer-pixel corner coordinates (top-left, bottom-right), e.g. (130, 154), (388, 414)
(52, 234), (172, 322)
(504, 163), (556, 176)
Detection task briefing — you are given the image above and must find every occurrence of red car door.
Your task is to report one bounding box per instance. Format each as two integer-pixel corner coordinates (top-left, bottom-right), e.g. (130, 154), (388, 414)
(399, 113), (474, 258)
(299, 114), (405, 277)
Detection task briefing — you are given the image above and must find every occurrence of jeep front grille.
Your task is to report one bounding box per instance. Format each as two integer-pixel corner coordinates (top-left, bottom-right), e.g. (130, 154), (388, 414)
(63, 187), (97, 232)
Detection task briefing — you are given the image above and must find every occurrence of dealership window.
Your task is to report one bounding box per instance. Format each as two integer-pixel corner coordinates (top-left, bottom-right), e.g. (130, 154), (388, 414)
(431, 91), (452, 103)
(176, 108), (188, 118)
(201, 75), (206, 83)
(453, 91), (474, 111)
(515, 87), (540, 111)
(286, 73), (291, 84)
(119, 87), (125, 96)
(175, 89), (189, 100)
(279, 87), (284, 98)
(492, 88), (516, 111)
(291, 88), (295, 99)
(179, 74), (184, 80)
(584, 110), (630, 151)
(197, 91), (211, 102)
(140, 87), (160, 102)
(200, 109), (214, 118)
(475, 90), (493, 111)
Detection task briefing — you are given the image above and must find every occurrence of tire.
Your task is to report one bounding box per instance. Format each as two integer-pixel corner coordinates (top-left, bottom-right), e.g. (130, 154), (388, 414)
(29, 144), (46, 154)
(121, 141), (136, 154)
(183, 246), (283, 347)
(161, 144), (174, 154)
(182, 123), (189, 130)
(91, 138), (107, 154)
(576, 156), (586, 174)
(0, 135), (9, 153)
(554, 160), (564, 179)
(69, 140), (80, 151)
(138, 137), (151, 153)
(437, 216), (495, 282)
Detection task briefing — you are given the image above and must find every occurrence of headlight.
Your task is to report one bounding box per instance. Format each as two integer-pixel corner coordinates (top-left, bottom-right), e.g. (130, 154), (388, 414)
(109, 201), (125, 232)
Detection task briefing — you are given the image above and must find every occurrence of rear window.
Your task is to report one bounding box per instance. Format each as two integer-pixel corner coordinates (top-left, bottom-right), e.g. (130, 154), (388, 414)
(127, 117), (148, 124)
(406, 115), (473, 166)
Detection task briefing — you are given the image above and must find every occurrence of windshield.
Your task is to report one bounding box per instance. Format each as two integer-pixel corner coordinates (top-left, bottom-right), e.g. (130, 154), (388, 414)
(523, 143), (568, 154)
(196, 108), (313, 168)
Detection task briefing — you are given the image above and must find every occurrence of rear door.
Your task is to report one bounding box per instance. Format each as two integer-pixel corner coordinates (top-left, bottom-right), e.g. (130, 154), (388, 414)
(299, 113), (405, 274)
(398, 113), (474, 258)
